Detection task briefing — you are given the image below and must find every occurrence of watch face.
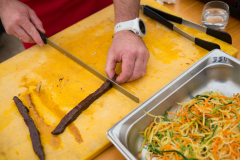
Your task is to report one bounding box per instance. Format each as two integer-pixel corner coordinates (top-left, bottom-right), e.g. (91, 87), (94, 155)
(139, 19), (146, 35)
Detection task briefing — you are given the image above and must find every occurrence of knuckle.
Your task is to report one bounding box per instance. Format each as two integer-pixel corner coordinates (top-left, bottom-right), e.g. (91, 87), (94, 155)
(26, 27), (36, 36)
(15, 15), (23, 24)
(8, 22), (15, 30)
(127, 47), (136, 55)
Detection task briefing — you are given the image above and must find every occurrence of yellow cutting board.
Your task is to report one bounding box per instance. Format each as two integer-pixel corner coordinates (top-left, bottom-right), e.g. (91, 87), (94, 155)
(0, 0), (237, 159)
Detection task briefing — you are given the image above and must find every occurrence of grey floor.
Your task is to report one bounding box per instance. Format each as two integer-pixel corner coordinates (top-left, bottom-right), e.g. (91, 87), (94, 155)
(0, 33), (25, 63)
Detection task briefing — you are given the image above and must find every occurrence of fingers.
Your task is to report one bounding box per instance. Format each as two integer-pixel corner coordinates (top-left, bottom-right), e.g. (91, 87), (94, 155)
(105, 51), (117, 80)
(29, 9), (45, 34)
(115, 54), (135, 84)
(20, 17), (44, 46)
(15, 25), (35, 43)
(105, 30), (149, 84)
(126, 55), (144, 82)
(1, 0), (45, 46)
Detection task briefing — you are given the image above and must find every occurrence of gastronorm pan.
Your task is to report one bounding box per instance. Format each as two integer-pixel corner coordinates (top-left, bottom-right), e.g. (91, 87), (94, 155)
(107, 49), (240, 160)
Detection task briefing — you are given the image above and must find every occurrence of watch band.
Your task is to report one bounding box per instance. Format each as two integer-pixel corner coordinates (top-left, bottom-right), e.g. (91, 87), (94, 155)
(114, 18), (146, 38)
(115, 21), (134, 33)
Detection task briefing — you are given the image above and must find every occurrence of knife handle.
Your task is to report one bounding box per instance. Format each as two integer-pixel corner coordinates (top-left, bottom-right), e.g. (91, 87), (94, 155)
(143, 6), (174, 30)
(145, 5), (182, 24)
(206, 28), (232, 44)
(37, 30), (47, 44)
(195, 38), (220, 51)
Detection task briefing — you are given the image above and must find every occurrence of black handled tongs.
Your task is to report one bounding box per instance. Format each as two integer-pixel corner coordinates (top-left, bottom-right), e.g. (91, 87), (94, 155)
(140, 5), (232, 51)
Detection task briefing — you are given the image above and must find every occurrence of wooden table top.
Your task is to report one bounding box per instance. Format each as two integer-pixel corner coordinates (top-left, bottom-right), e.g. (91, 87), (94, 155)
(94, 0), (240, 159)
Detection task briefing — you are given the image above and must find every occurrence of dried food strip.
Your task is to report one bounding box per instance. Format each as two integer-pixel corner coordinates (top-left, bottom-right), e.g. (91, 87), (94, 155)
(13, 96), (45, 160)
(52, 75), (118, 135)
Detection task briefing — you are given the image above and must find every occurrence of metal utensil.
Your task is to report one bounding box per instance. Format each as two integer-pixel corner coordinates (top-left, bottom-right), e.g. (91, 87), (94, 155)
(140, 5), (221, 51)
(38, 31), (139, 103)
(142, 5), (232, 44)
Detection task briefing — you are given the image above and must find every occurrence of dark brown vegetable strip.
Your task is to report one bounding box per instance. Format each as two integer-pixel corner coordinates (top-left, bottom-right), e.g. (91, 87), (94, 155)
(13, 96), (44, 160)
(52, 75), (118, 135)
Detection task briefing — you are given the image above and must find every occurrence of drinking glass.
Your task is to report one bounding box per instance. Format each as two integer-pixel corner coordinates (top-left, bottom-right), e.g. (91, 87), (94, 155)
(201, 1), (230, 30)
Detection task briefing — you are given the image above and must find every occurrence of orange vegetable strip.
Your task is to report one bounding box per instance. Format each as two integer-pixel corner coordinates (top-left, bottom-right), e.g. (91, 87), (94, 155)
(138, 152), (141, 158)
(196, 119), (211, 132)
(181, 115), (184, 124)
(167, 111), (189, 116)
(174, 127), (182, 134)
(234, 94), (240, 103)
(162, 122), (176, 130)
(231, 143), (240, 156)
(204, 95), (235, 111)
(175, 152), (179, 160)
(186, 115), (190, 124)
(150, 155), (159, 160)
(219, 148), (230, 151)
(223, 131), (233, 136)
(213, 144), (218, 160)
(147, 122), (155, 138)
(139, 131), (145, 134)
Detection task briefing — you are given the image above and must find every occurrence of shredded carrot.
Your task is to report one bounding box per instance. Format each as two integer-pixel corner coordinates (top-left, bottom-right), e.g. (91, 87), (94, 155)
(196, 119), (211, 132)
(234, 94), (240, 103)
(147, 122), (155, 138)
(213, 144), (218, 160)
(150, 155), (159, 160)
(162, 122), (176, 130)
(223, 131), (233, 136)
(138, 152), (141, 158)
(181, 115), (184, 124)
(219, 148), (230, 151)
(167, 111), (189, 116)
(186, 115), (190, 124)
(175, 152), (179, 160)
(174, 127), (182, 134)
(139, 92), (240, 160)
(231, 143), (240, 156)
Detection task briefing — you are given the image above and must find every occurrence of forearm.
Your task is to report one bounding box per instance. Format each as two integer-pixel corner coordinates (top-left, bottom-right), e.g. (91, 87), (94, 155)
(113, 0), (140, 24)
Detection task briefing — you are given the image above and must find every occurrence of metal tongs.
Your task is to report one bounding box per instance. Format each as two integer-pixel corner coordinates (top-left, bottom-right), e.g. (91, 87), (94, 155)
(140, 5), (232, 51)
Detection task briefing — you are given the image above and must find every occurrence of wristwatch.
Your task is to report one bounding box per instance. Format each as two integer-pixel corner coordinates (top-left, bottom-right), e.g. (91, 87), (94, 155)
(114, 18), (146, 38)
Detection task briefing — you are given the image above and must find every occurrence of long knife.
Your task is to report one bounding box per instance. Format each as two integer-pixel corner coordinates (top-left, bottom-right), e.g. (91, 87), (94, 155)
(140, 5), (221, 51)
(38, 31), (139, 103)
(142, 5), (232, 44)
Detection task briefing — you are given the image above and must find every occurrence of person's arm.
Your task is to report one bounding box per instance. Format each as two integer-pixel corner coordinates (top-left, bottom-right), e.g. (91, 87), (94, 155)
(105, 0), (150, 84)
(0, 0), (45, 46)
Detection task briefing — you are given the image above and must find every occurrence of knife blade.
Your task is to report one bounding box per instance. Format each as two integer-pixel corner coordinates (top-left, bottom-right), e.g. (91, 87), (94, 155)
(38, 31), (139, 103)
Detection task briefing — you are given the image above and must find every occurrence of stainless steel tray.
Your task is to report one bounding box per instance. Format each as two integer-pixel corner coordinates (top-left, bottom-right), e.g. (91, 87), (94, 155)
(107, 49), (240, 160)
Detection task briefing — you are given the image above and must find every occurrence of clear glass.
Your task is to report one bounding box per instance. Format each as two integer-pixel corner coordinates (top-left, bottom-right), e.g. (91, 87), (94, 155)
(201, 1), (230, 30)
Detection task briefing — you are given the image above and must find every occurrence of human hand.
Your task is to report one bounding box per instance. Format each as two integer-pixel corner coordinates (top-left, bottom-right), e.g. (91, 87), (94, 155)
(105, 30), (150, 84)
(0, 0), (45, 46)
